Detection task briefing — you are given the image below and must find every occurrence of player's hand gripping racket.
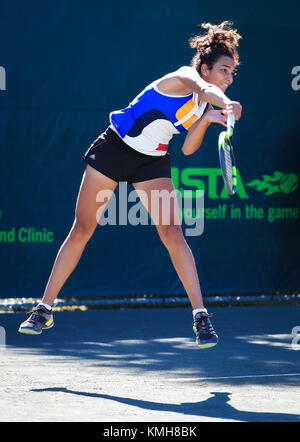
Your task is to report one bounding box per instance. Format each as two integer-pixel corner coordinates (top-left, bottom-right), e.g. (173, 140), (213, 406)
(218, 113), (237, 195)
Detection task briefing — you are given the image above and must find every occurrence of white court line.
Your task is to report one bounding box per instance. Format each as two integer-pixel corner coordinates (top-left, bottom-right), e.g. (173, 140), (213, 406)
(192, 373), (300, 381)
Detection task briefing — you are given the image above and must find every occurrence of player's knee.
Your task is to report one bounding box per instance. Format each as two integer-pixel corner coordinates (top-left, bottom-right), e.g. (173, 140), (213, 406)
(158, 225), (184, 249)
(68, 220), (95, 244)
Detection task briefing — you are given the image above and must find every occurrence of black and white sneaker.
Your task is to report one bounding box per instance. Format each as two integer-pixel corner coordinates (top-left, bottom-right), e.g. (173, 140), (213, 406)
(18, 305), (54, 335)
(193, 312), (218, 349)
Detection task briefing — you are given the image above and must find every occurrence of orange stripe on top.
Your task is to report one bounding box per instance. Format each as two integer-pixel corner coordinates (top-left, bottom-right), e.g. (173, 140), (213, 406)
(175, 98), (198, 129)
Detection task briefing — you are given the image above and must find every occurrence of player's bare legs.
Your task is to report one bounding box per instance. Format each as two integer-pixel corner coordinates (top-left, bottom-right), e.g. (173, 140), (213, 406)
(133, 177), (218, 348)
(133, 177), (204, 309)
(19, 165), (118, 335)
(41, 165), (118, 307)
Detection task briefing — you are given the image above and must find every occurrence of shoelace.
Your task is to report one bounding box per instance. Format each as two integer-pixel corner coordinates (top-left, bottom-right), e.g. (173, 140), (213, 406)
(196, 314), (215, 334)
(27, 309), (44, 324)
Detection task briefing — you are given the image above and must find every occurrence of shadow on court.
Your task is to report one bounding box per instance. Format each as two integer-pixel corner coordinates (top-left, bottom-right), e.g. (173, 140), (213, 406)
(30, 388), (300, 422)
(1, 305), (300, 421)
(0, 306), (300, 385)
(5, 305), (300, 384)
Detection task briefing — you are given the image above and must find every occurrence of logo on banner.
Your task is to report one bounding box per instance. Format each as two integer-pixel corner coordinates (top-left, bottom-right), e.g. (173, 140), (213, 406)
(172, 167), (299, 223)
(171, 167), (249, 200)
(246, 172), (298, 196)
(172, 168), (299, 199)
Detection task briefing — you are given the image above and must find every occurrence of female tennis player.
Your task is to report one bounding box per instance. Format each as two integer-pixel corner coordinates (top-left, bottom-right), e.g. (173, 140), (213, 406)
(19, 21), (242, 349)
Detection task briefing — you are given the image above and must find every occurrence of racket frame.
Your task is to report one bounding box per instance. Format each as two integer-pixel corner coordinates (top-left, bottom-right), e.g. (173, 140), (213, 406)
(218, 114), (237, 195)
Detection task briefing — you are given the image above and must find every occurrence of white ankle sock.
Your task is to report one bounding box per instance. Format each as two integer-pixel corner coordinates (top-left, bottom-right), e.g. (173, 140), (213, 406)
(37, 302), (52, 311)
(193, 308), (208, 318)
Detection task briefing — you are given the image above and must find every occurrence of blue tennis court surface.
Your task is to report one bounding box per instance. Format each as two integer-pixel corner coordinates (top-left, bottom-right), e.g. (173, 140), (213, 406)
(1, 305), (300, 422)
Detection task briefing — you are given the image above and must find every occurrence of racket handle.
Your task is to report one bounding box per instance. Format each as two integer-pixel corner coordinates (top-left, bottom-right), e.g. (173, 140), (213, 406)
(227, 113), (235, 129)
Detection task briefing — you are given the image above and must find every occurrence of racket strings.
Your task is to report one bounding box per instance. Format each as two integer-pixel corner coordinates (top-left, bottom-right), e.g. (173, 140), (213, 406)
(223, 145), (233, 188)
(218, 131), (236, 195)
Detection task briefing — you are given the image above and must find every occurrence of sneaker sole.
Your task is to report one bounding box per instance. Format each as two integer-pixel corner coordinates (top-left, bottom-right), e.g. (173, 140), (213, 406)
(18, 327), (43, 335)
(197, 342), (218, 349)
(18, 322), (54, 335)
(193, 327), (218, 349)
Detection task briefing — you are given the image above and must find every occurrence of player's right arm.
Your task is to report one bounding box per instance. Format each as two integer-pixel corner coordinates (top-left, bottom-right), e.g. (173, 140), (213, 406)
(177, 66), (232, 108)
(156, 66), (242, 119)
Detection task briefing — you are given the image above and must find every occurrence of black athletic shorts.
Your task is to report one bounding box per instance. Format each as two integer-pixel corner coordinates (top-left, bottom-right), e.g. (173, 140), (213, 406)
(82, 126), (171, 184)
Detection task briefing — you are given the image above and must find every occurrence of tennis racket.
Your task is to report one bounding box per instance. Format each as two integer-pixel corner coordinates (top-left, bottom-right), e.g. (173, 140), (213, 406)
(218, 113), (237, 195)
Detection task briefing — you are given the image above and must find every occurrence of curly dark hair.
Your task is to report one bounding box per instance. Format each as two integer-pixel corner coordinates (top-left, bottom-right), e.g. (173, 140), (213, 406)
(189, 21), (242, 74)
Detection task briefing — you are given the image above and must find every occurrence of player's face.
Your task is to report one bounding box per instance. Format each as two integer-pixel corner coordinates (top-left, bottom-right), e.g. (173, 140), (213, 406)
(201, 55), (236, 93)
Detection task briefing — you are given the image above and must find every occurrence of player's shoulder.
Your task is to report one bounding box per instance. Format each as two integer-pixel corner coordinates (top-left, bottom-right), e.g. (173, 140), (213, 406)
(176, 65), (200, 78)
(155, 68), (194, 96)
(155, 66), (196, 80)
(176, 65), (196, 73)
(161, 66), (197, 81)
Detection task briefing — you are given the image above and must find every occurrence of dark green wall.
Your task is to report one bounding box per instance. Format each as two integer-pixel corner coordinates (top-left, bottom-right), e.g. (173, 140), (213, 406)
(0, 0), (299, 298)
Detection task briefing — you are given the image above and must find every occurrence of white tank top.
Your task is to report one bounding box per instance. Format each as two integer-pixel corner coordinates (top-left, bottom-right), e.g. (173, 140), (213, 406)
(110, 79), (209, 156)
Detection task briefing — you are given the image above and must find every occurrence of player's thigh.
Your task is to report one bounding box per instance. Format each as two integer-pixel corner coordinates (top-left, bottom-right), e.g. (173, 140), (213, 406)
(74, 165), (118, 232)
(133, 177), (181, 227)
